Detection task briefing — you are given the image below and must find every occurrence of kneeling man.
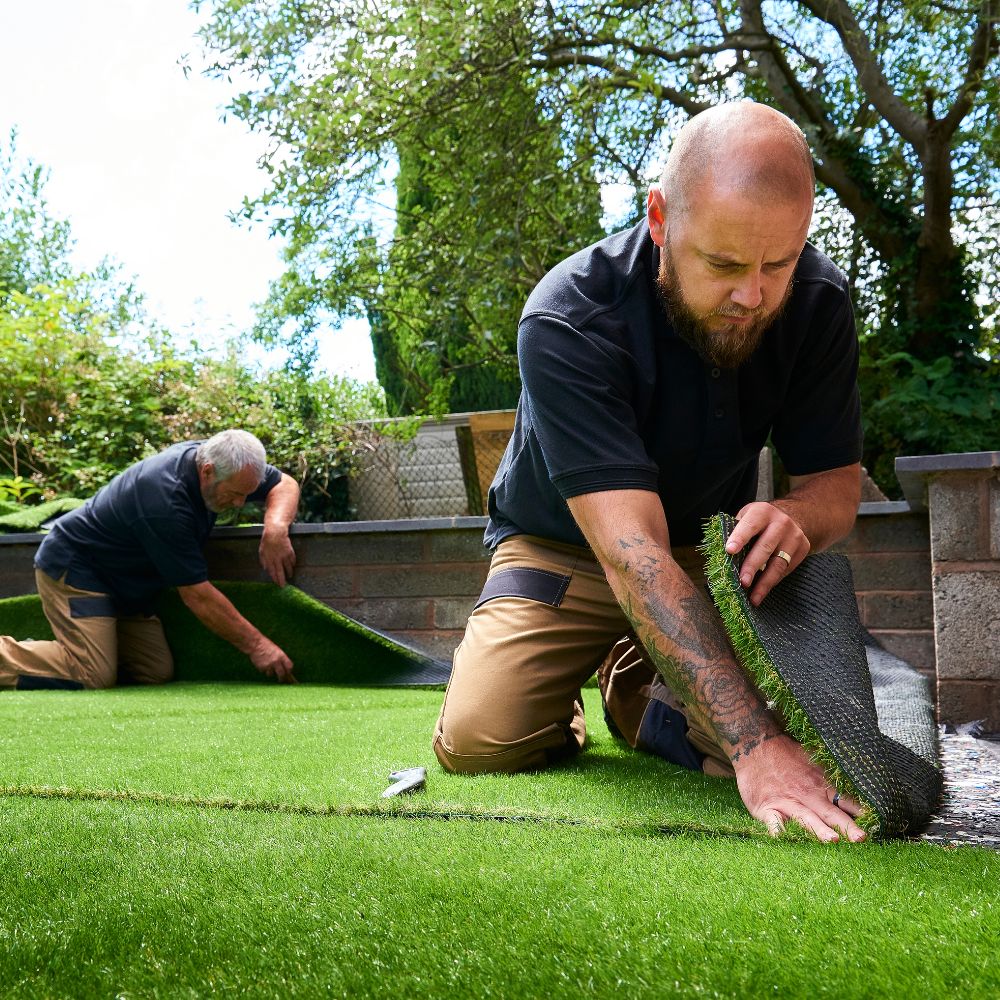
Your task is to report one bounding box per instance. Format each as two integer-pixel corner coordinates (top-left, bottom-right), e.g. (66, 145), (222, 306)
(0, 429), (300, 689)
(434, 102), (867, 842)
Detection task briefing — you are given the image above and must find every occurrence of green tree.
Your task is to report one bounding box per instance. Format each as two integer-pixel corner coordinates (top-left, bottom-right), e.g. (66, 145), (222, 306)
(199, 0), (998, 485)
(0, 136), (393, 520)
(197, 0), (605, 415)
(0, 279), (394, 520)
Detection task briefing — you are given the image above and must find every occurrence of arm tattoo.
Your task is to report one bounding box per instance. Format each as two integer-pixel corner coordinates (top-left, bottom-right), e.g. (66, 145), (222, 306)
(617, 540), (777, 763)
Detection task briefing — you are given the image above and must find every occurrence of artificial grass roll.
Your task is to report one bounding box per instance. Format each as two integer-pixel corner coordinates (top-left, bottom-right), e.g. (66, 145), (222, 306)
(700, 513), (943, 840)
(158, 582), (451, 685)
(0, 584), (451, 686)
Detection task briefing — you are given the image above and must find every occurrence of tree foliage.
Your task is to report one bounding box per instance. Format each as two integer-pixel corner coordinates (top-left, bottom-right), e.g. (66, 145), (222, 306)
(0, 132), (76, 303)
(198, 0), (999, 487)
(197, 0), (605, 415)
(0, 280), (393, 521)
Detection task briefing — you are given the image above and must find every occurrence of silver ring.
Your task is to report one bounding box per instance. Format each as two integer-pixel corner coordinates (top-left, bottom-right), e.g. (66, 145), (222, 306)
(775, 550), (792, 566)
(833, 792), (841, 807)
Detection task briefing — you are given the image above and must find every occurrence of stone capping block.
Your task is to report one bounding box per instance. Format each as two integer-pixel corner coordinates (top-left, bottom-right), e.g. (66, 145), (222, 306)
(895, 451), (1000, 512)
(212, 515), (490, 538)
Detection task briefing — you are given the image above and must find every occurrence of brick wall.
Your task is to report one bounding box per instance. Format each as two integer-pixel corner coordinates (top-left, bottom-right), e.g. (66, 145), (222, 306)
(831, 501), (934, 677)
(169, 519), (491, 664)
(1, 506), (932, 676)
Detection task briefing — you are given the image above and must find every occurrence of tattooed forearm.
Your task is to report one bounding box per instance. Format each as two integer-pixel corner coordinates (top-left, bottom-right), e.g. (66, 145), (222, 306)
(616, 539), (778, 763)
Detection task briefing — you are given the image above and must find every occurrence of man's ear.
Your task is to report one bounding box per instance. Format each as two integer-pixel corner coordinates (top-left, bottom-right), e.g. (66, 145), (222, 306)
(198, 462), (215, 487)
(647, 187), (667, 248)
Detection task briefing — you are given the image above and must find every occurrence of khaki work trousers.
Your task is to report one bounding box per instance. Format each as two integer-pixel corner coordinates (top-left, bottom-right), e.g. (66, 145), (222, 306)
(433, 535), (734, 776)
(0, 570), (174, 690)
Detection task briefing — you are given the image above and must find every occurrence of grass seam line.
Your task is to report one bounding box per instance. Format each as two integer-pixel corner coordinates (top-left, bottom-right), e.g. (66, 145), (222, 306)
(0, 783), (766, 844)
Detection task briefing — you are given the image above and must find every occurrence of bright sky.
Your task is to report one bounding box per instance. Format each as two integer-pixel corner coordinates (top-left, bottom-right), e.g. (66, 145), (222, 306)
(0, 0), (377, 381)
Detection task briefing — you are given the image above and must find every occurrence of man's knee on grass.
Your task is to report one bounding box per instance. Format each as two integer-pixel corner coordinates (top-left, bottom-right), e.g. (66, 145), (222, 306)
(433, 710), (578, 775)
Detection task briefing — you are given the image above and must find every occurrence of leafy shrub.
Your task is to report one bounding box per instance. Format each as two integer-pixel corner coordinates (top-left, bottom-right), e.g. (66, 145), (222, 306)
(0, 280), (392, 521)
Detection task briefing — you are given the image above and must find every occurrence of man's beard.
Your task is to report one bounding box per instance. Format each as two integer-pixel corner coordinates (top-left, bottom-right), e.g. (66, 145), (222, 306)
(655, 245), (793, 369)
(200, 482), (226, 513)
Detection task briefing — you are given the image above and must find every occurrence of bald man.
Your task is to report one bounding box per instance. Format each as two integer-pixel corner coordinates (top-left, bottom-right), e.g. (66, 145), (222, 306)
(434, 101), (868, 843)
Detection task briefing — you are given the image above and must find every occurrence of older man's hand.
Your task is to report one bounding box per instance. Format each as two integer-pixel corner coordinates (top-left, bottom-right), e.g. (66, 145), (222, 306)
(250, 636), (296, 683)
(259, 527), (296, 587)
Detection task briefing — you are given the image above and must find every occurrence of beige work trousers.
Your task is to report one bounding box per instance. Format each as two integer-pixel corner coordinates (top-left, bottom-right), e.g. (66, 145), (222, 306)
(0, 570), (174, 690)
(433, 535), (733, 775)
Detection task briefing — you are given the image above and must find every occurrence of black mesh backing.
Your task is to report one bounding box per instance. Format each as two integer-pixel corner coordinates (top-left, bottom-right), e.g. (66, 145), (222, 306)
(710, 514), (943, 838)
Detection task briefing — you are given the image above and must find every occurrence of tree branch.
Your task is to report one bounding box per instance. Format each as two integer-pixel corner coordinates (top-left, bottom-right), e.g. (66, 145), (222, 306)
(540, 31), (772, 66)
(795, 0), (927, 150)
(736, 0), (910, 261)
(940, 0), (1000, 136)
(529, 52), (710, 115)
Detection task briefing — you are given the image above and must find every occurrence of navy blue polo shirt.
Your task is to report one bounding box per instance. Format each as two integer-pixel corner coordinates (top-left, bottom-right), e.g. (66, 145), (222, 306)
(485, 222), (862, 551)
(36, 442), (281, 614)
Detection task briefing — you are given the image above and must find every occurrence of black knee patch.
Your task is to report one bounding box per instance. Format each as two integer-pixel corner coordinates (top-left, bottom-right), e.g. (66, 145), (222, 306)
(637, 700), (706, 772)
(475, 567), (571, 609)
(68, 595), (117, 618)
(16, 675), (85, 691)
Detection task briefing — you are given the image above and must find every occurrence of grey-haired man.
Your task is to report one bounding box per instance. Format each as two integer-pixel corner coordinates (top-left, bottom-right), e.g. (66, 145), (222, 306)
(0, 429), (300, 690)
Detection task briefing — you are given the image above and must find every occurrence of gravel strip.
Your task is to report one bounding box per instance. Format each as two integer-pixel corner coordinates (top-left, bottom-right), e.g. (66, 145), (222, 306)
(918, 730), (1000, 849)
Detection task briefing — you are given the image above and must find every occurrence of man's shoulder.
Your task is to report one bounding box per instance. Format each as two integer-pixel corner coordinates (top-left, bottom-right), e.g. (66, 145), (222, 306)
(101, 442), (200, 516)
(794, 242), (850, 297)
(521, 222), (652, 327)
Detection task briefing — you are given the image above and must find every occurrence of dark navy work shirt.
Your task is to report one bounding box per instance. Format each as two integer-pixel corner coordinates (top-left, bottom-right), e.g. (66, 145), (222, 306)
(485, 222), (862, 550)
(36, 442), (281, 614)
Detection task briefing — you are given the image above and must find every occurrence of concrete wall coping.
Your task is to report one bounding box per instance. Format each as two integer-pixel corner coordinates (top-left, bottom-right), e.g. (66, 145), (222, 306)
(896, 451), (1000, 511)
(353, 409), (514, 432)
(0, 503), (916, 547)
(0, 532), (46, 545)
(857, 500), (912, 517)
(215, 517), (490, 538)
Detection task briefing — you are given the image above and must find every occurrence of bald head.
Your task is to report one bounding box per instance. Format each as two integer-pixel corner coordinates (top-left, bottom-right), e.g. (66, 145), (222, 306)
(660, 102), (815, 218)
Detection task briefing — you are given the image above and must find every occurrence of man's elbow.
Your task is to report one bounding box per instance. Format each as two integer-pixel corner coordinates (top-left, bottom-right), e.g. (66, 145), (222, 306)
(178, 581), (213, 612)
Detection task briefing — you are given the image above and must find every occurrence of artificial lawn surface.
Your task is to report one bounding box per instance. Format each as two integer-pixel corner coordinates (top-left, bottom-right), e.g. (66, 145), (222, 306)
(2, 797), (997, 999)
(2, 685), (999, 998)
(0, 686), (752, 835)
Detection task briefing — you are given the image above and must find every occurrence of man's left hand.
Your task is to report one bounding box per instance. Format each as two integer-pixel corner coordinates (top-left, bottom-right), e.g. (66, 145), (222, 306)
(259, 528), (296, 587)
(725, 501), (809, 606)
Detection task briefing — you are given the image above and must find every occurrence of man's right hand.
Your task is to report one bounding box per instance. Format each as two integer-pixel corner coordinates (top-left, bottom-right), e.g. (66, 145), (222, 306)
(734, 734), (866, 842)
(249, 637), (296, 683)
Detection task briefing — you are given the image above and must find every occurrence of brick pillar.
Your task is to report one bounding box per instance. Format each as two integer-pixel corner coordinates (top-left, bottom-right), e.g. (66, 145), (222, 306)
(897, 452), (1000, 728)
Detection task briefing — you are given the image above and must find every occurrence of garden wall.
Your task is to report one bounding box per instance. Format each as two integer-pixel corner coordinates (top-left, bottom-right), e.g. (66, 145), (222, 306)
(0, 505), (933, 675)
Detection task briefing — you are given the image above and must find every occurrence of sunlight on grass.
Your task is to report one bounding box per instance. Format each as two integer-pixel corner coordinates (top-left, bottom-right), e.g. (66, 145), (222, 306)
(1, 797), (996, 999)
(0, 685), (751, 836)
